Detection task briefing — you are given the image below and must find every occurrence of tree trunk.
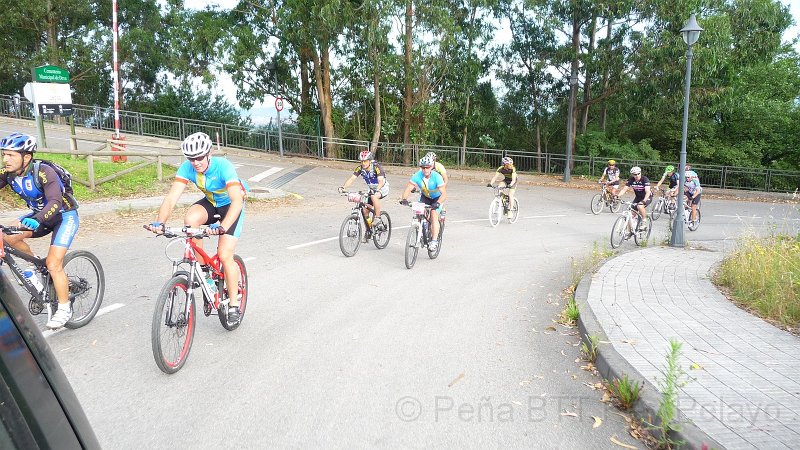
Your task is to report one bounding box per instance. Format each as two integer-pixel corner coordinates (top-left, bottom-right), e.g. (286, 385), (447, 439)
(599, 19), (612, 132)
(536, 119), (542, 172)
(401, 0), (413, 164)
(47, 0), (58, 65)
(568, 16), (580, 164)
(581, 15), (597, 134)
(461, 95), (471, 160)
(312, 45), (336, 158)
(300, 47), (313, 114)
(370, 46), (382, 153)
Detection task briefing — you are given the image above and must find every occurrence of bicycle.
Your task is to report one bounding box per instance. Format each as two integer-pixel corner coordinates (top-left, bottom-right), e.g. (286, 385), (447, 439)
(590, 182), (622, 215)
(147, 225), (248, 374)
(338, 191), (392, 257)
(649, 187), (677, 221)
(610, 201), (652, 249)
(0, 225), (105, 329)
(488, 185), (520, 226)
(682, 199), (702, 231)
(402, 201), (446, 269)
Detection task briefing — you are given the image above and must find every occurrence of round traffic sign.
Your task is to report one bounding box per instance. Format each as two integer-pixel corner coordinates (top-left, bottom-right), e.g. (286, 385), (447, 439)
(275, 97), (284, 112)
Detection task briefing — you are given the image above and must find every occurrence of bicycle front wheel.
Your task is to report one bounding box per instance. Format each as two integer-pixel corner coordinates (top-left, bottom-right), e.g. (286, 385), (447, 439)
(372, 212), (392, 249)
(590, 194), (604, 215)
(634, 217), (652, 246)
(651, 199), (663, 221)
(338, 214), (362, 257)
(609, 197), (622, 213)
(688, 209), (701, 231)
(405, 226), (419, 269)
(610, 216), (627, 249)
(63, 250), (105, 329)
(509, 198), (520, 223)
(152, 275), (195, 374)
(489, 199), (502, 227)
(427, 220), (444, 259)
(218, 254), (248, 331)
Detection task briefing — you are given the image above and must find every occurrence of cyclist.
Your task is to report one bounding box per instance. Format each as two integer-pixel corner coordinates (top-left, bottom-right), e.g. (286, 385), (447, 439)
(400, 156), (447, 251)
(487, 156), (517, 218)
(146, 132), (247, 323)
(598, 159), (621, 196)
(338, 149), (389, 240)
(684, 164), (702, 223)
(654, 165), (678, 196)
(0, 133), (79, 329)
(425, 151), (449, 185)
(615, 166), (651, 232)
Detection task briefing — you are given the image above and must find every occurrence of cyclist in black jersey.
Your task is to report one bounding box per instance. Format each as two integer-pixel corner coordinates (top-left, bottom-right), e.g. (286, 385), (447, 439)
(338, 150), (389, 237)
(598, 159), (621, 196)
(615, 166), (652, 231)
(487, 157), (518, 218)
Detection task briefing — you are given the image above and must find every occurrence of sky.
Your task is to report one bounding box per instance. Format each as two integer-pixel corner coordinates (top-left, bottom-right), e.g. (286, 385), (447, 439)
(183, 0), (800, 125)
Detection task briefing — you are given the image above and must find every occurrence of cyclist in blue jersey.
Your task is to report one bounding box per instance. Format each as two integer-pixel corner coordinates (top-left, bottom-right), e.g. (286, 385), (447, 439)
(0, 132), (79, 329)
(684, 164), (702, 223)
(146, 132), (247, 323)
(399, 156), (447, 251)
(654, 165), (679, 200)
(338, 149), (389, 239)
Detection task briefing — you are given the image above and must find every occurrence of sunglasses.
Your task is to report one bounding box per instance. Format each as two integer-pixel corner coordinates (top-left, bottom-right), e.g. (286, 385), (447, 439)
(188, 155), (207, 162)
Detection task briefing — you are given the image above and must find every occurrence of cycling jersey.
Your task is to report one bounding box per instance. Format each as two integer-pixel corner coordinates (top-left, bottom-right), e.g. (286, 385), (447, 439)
(433, 161), (447, 179)
(176, 157), (248, 207)
(0, 164), (80, 248)
(496, 165), (516, 184)
(626, 175), (651, 203)
(668, 172), (680, 189)
(410, 170), (444, 200)
(353, 162), (389, 193)
(603, 166), (621, 183)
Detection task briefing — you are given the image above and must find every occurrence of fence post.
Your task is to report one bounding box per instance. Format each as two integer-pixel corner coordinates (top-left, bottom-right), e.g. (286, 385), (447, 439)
(766, 170), (771, 192)
(222, 123), (227, 147)
(157, 155), (163, 181)
(87, 155), (96, 190)
(137, 112), (143, 136)
(721, 166), (727, 189)
(179, 118), (184, 139)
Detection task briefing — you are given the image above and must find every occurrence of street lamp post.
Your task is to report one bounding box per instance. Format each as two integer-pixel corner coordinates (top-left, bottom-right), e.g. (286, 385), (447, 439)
(563, 75), (578, 182)
(670, 14), (703, 247)
(267, 62), (284, 157)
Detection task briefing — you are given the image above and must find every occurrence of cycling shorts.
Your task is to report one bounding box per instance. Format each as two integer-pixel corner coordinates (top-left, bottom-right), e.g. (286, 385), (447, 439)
(631, 198), (652, 209)
(193, 197), (245, 238)
(30, 210), (79, 249)
(418, 194), (443, 213)
(685, 192), (701, 205)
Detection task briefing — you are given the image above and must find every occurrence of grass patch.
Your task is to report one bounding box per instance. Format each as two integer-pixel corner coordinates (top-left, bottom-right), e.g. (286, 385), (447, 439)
(560, 298), (580, 326)
(580, 334), (599, 362)
(570, 241), (614, 287)
(0, 153), (177, 208)
(606, 373), (642, 410)
(714, 233), (800, 330)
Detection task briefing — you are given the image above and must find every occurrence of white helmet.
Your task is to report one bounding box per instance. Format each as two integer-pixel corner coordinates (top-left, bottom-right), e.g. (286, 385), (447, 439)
(181, 132), (213, 159)
(630, 166), (642, 175)
(419, 156), (434, 167)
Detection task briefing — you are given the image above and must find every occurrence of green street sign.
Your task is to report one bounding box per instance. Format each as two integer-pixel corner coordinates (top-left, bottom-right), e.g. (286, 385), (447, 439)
(33, 65), (70, 83)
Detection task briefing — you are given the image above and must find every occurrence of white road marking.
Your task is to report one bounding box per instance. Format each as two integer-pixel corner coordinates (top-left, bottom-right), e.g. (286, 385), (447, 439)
(248, 167), (283, 183)
(523, 214), (567, 219)
(232, 164), (244, 169)
(42, 303), (126, 338)
(243, 257), (256, 262)
(713, 215), (762, 219)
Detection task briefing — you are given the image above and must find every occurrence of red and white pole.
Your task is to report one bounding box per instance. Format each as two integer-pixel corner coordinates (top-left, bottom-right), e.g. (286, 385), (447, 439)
(112, 0), (120, 138)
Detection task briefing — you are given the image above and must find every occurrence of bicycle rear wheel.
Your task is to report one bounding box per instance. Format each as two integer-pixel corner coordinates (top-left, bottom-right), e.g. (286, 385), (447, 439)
(609, 198), (622, 213)
(590, 194), (604, 215)
(152, 275), (195, 374)
(372, 212), (392, 249)
(405, 226), (419, 269)
(634, 217), (652, 246)
(489, 199), (502, 227)
(508, 198), (520, 223)
(62, 250), (105, 329)
(218, 254), (248, 331)
(651, 199), (662, 221)
(338, 214), (362, 257)
(610, 216), (627, 249)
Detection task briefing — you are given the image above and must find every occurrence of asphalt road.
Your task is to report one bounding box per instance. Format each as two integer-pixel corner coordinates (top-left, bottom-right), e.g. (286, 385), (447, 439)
(3, 120), (800, 448)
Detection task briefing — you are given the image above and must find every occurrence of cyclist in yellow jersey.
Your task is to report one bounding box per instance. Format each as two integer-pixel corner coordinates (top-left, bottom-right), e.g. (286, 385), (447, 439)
(425, 151), (449, 186)
(487, 157), (517, 218)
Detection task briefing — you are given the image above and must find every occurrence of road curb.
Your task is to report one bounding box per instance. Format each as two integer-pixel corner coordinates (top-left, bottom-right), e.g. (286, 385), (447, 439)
(574, 267), (724, 449)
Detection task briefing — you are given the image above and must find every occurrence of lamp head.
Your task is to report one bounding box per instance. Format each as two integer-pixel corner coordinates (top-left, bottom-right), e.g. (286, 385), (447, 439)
(681, 14), (703, 46)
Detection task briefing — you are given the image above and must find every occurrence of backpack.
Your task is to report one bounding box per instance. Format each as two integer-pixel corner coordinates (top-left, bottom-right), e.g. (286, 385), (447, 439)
(32, 159), (75, 195)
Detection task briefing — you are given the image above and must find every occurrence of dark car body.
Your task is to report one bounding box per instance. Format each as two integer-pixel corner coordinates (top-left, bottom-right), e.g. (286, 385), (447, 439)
(0, 270), (100, 449)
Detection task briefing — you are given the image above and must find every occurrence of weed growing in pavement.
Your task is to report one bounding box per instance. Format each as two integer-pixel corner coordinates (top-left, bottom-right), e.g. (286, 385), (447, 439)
(606, 374), (642, 410)
(648, 338), (688, 449)
(570, 242), (613, 287)
(714, 232), (800, 330)
(559, 298), (580, 325)
(580, 334), (599, 362)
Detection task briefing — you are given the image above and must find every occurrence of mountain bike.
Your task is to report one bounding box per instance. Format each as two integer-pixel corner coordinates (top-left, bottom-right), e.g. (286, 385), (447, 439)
(403, 202), (445, 269)
(682, 199), (702, 231)
(488, 185), (520, 226)
(0, 225), (105, 329)
(590, 182), (622, 215)
(610, 201), (652, 249)
(649, 187), (677, 221)
(338, 191), (392, 257)
(147, 225), (248, 374)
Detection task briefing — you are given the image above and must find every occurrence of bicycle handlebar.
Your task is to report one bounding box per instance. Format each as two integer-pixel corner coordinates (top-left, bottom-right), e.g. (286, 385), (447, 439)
(142, 224), (211, 239)
(0, 224), (27, 235)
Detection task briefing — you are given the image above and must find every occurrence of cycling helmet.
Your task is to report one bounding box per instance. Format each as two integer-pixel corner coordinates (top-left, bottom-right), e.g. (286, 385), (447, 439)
(630, 166), (642, 175)
(419, 156), (434, 167)
(181, 132), (213, 158)
(0, 133), (37, 153)
(501, 156), (513, 165)
(665, 165), (675, 174)
(359, 150), (372, 161)
(425, 151), (437, 161)
(608, 159), (616, 165)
